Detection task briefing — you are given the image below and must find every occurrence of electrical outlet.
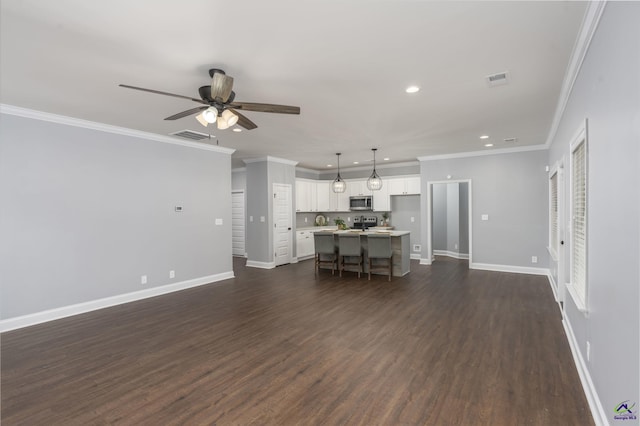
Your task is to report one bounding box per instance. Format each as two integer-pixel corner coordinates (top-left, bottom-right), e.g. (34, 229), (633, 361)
(260, 216), (265, 222)
(169, 270), (175, 279)
(413, 244), (421, 252)
(215, 218), (223, 225)
(481, 214), (489, 221)
(454, 243), (458, 249)
(249, 216), (254, 222)
(410, 216), (415, 223)
(141, 275), (147, 285)
(531, 256), (538, 264)
(305, 217), (308, 223)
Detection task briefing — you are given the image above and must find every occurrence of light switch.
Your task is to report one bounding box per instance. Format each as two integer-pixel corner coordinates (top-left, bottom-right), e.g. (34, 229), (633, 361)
(481, 214), (489, 221)
(215, 218), (223, 225)
(410, 216), (415, 223)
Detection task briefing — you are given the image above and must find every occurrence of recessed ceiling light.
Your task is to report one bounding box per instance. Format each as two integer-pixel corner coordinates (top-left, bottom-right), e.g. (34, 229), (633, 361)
(232, 128), (242, 132)
(484, 143), (494, 147)
(480, 135), (489, 139)
(327, 164), (333, 168)
(405, 86), (420, 94)
(353, 161), (359, 164)
(383, 157), (390, 161)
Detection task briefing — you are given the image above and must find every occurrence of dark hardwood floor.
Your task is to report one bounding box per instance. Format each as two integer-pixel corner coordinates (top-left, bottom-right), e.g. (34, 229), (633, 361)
(1, 257), (593, 425)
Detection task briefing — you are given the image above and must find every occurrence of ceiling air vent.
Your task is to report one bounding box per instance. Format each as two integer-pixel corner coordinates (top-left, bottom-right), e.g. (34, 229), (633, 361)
(170, 130), (211, 141)
(485, 71), (510, 87)
(503, 137), (518, 143)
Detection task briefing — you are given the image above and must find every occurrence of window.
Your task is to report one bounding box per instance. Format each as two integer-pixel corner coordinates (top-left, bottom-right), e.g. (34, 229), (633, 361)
(549, 170), (558, 259)
(568, 121), (588, 311)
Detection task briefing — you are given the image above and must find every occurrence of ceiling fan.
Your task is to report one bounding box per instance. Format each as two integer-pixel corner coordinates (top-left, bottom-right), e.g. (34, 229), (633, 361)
(120, 68), (300, 130)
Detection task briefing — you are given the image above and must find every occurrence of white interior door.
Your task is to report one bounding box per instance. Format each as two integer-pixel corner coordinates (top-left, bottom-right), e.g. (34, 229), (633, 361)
(231, 191), (245, 257)
(273, 183), (293, 266)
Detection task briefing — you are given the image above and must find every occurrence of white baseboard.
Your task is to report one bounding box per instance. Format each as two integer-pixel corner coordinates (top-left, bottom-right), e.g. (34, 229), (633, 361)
(562, 318), (608, 426)
(433, 250), (469, 260)
(419, 257), (432, 265)
(547, 273), (559, 302)
(470, 262), (549, 276)
(410, 253), (421, 260)
(0, 271), (235, 333)
(246, 260), (276, 269)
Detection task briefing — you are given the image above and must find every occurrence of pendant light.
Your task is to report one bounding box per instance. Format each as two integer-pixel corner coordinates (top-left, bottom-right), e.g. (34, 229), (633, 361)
(367, 148), (383, 190)
(332, 153), (346, 193)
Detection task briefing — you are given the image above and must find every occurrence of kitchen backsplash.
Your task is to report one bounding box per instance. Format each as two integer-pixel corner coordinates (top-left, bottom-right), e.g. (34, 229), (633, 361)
(296, 212), (390, 228)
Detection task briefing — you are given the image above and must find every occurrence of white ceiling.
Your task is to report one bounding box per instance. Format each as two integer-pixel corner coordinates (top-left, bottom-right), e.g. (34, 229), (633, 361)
(0, 0), (587, 170)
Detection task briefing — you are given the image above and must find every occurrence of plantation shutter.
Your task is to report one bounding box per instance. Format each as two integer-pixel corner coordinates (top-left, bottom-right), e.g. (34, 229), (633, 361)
(571, 141), (587, 303)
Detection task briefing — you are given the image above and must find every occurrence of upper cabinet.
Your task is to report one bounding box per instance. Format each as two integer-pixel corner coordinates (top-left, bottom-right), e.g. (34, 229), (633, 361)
(295, 175), (419, 212)
(388, 176), (420, 195)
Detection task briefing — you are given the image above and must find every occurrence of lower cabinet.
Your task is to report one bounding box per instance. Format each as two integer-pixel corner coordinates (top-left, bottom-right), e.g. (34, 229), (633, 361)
(296, 231), (315, 259)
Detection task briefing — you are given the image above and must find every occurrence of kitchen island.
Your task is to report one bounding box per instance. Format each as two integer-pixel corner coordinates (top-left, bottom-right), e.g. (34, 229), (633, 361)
(318, 230), (411, 277)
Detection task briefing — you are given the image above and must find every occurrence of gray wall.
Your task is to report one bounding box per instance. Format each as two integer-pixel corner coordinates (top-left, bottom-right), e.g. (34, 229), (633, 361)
(0, 113), (233, 320)
(547, 2), (639, 420)
(245, 158), (296, 263)
(231, 168), (246, 190)
(420, 150), (548, 268)
(390, 195), (421, 257)
(458, 182), (469, 254)
(445, 183), (460, 253)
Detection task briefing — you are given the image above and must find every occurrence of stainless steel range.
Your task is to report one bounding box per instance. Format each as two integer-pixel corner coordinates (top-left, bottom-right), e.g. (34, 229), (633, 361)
(352, 215), (378, 230)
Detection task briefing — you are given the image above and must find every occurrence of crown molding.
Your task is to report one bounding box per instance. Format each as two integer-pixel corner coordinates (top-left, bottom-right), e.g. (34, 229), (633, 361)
(315, 160), (420, 175)
(417, 144), (547, 162)
(243, 156), (298, 166)
(0, 104), (236, 155)
(544, 1), (607, 147)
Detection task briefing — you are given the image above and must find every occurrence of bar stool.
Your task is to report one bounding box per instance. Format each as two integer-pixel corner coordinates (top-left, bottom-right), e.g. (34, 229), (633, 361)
(338, 233), (363, 278)
(367, 234), (393, 281)
(314, 232), (338, 275)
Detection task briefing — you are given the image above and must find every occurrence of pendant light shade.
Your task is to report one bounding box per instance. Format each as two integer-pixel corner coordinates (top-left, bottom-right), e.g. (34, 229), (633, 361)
(221, 109), (239, 126)
(367, 148), (383, 191)
(202, 106), (218, 123)
(332, 153), (346, 193)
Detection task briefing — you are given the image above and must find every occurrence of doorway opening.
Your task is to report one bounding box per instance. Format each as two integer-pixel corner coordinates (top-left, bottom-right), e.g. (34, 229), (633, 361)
(426, 180), (472, 265)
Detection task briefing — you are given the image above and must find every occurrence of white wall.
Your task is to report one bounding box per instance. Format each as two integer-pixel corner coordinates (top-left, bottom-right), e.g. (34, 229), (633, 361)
(547, 3), (639, 424)
(0, 111), (234, 324)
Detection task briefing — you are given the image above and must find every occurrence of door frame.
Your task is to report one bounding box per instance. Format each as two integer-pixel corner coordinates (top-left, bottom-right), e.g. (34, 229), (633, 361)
(425, 179), (473, 265)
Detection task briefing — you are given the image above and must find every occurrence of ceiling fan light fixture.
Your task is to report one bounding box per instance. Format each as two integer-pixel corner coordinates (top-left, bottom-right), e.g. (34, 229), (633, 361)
(195, 113), (209, 127)
(366, 148), (383, 191)
(202, 106), (218, 123)
(217, 116), (229, 130)
(222, 109), (239, 126)
(332, 153), (346, 193)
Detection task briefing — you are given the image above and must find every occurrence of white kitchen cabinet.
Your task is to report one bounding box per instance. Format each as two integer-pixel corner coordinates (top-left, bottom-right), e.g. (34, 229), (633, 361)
(388, 176), (421, 195)
(348, 180), (371, 197)
(296, 230), (315, 259)
(372, 183), (390, 211)
(295, 179), (317, 212)
(316, 181), (331, 212)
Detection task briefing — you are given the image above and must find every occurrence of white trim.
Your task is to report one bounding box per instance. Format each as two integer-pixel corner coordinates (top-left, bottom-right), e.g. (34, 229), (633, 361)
(419, 258), (432, 265)
(0, 271), (234, 333)
(417, 144), (547, 162)
(246, 260), (276, 269)
(470, 263), (550, 276)
(243, 156), (298, 166)
(316, 161), (420, 175)
(410, 253), (421, 260)
(547, 273), (559, 303)
(566, 283), (588, 313)
(0, 104), (235, 155)
(433, 250), (469, 260)
(544, 1), (607, 148)
(562, 317), (608, 426)
(232, 167), (246, 173)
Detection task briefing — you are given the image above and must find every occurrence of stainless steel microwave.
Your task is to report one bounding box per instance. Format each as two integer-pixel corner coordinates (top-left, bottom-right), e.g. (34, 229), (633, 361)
(349, 196), (373, 211)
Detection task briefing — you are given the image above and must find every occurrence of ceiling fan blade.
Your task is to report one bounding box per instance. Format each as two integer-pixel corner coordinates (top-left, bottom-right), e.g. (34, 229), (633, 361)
(230, 102), (300, 114)
(164, 106), (208, 121)
(229, 109), (258, 130)
(119, 84), (207, 105)
(211, 73), (234, 103)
